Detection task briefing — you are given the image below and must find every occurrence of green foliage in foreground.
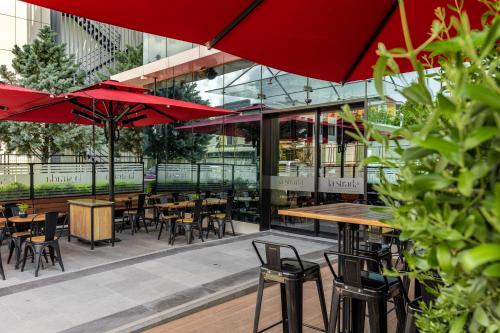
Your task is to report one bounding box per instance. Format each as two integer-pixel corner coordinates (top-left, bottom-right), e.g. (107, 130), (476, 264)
(344, 1), (500, 331)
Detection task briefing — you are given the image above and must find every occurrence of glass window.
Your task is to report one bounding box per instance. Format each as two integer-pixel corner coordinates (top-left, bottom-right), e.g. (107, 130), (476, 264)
(166, 38), (193, 57)
(0, 15), (16, 51)
(143, 33), (166, 64)
(0, 0), (15, 16)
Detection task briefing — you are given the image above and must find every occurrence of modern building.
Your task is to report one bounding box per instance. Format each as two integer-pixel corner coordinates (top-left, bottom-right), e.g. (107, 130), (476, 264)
(0, 0), (142, 83)
(110, 33), (408, 233)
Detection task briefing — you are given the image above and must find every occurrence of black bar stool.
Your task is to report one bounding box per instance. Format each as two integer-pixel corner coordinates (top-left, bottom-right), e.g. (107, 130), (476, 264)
(403, 298), (422, 333)
(252, 240), (328, 333)
(324, 250), (407, 333)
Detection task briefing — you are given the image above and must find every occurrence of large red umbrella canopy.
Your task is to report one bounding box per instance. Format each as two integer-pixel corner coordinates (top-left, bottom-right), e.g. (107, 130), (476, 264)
(1, 80), (235, 126)
(0, 80), (235, 200)
(21, 0), (484, 83)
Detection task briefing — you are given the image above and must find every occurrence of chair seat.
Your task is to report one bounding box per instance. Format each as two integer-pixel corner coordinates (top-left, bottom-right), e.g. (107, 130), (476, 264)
(27, 236), (59, 244)
(335, 271), (399, 291)
(209, 213), (226, 219)
(12, 231), (31, 238)
(160, 214), (178, 220)
(177, 218), (193, 223)
(263, 258), (320, 276)
(357, 243), (391, 256)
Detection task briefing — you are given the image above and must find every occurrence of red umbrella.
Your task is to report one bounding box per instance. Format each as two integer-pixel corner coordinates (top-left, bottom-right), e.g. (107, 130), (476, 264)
(20, 0), (485, 83)
(0, 80), (236, 200)
(0, 83), (54, 114)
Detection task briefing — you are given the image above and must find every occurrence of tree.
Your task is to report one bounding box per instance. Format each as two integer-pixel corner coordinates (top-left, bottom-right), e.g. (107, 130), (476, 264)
(96, 43), (145, 156)
(144, 82), (212, 163)
(0, 26), (94, 162)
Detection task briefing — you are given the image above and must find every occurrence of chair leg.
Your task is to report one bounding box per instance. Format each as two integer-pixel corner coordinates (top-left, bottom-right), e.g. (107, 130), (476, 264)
(0, 257), (4, 280)
(328, 287), (341, 333)
(184, 225), (192, 244)
(315, 272), (329, 332)
(20, 244), (30, 272)
(158, 221), (164, 240)
(7, 239), (14, 264)
(253, 274), (265, 333)
(284, 279), (303, 333)
(34, 247), (42, 277)
(48, 246), (55, 265)
(54, 241), (65, 272)
(368, 297), (387, 333)
(142, 215), (149, 233)
(42, 248), (49, 264)
(394, 292), (407, 333)
(280, 283), (289, 332)
(198, 221), (204, 242)
(229, 219), (236, 236)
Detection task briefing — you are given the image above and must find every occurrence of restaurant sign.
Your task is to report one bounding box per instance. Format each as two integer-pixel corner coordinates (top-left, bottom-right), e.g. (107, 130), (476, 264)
(268, 176), (314, 192)
(318, 177), (364, 194)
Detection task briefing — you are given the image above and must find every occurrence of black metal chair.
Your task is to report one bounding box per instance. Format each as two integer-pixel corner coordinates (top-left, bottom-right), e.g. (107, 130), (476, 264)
(252, 240), (328, 333)
(157, 208), (179, 243)
(123, 194), (148, 234)
(172, 199), (205, 244)
(403, 297), (422, 333)
(207, 196), (235, 239)
(21, 212), (65, 277)
(324, 250), (407, 333)
(6, 204), (34, 269)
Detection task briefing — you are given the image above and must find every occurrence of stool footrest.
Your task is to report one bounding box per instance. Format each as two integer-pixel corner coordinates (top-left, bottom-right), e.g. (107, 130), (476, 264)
(257, 320), (282, 333)
(303, 323), (326, 332)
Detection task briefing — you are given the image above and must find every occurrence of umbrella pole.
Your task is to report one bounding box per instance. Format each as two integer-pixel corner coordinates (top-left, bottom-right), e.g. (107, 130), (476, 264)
(108, 119), (115, 202)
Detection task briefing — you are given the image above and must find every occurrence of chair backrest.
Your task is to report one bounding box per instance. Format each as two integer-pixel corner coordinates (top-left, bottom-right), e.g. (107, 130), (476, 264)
(159, 195), (169, 204)
(324, 250), (387, 289)
(252, 240), (305, 274)
(43, 212), (59, 241)
(137, 194), (146, 212)
(192, 199), (203, 222)
(172, 192), (180, 202)
(4, 203), (20, 218)
(225, 196), (234, 218)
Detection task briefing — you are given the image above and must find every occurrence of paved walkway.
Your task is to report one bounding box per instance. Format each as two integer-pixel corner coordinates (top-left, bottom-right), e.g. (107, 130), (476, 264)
(0, 231), (335, 333)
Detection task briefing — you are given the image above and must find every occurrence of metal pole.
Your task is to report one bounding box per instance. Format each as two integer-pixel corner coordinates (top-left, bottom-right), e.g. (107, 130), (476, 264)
(108, 118), (115, 202)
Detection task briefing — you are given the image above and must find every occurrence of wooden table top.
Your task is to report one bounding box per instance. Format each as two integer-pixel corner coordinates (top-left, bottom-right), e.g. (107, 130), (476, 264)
(156, 198), (227, 210)
(278, 203), (393, 228)
(7, 213), (66, 224)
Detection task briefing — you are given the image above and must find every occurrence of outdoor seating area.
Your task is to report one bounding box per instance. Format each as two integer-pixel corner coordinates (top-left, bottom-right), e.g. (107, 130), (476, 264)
(0, 0), (498, 332)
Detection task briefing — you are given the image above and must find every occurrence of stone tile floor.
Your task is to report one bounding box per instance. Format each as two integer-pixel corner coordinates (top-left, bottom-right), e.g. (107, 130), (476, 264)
(0, 227), (336, 333)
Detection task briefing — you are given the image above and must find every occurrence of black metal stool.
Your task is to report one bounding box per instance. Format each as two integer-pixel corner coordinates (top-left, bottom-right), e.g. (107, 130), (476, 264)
(324, 250), (407, 333)
(252, 240), (328, 333)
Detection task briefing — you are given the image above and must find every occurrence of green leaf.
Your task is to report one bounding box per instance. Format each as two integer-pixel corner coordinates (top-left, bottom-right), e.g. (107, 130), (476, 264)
(401, 147), (434, 161)
(473, 306), (490, 327)
(414, 136), (460, 161)
(436, 244), (452, 271)
(483, 263), (500, 278)
(480, 16), (500, 58)
(465, 84), (500, 110)
(461, 243), (500, 273)
(402, 83), (433, 105)
(373, 55), (388, 97)
(458, 170), (474, 196)
(464, 126), (499, 150)
(450, 314), (467, 333)
(413, 174), (452, 192)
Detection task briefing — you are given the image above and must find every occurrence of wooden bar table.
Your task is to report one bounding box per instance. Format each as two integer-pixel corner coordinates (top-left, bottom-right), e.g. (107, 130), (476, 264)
(68, 199), (115, 250)
(278, 203), (393, 333)
(155, 198), (227, 210)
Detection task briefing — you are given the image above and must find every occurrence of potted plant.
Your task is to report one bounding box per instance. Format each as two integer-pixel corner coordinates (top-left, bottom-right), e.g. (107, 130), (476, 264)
(17, 203), (30, 218)
(343, 0), (499, 331)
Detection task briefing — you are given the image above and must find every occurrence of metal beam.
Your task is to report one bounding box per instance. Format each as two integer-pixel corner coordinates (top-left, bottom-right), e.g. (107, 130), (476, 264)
(207, 0), (264, 49)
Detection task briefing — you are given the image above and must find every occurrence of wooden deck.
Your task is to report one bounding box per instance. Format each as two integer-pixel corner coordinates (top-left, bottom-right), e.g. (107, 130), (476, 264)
(146, 266), (400, 333)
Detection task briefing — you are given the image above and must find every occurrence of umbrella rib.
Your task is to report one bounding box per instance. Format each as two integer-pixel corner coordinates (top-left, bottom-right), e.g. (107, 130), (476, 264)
(341, 0), (399, 83)
(145, 105), (178, 122)
(207, 0), (264, 49)
(69, 100), (107, 119)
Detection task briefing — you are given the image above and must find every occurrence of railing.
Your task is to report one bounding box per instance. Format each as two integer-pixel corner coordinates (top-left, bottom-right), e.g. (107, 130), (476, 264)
(157, 163), (259, 193)
(0, 162), (144, 201)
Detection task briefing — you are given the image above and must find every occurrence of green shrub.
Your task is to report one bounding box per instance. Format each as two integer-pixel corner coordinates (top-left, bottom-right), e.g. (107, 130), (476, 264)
(344, 1), (499, 331)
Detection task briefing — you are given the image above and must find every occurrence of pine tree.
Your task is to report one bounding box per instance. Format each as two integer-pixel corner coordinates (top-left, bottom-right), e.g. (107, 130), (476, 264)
(0, 26), (97, 162)
(143, 82), (212, 163)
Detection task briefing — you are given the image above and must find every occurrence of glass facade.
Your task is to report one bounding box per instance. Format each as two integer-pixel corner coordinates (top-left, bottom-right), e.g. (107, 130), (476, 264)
(0, 0), (50, 70)
(143, 33), (195, 64)
(141, 55), (406, 227)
